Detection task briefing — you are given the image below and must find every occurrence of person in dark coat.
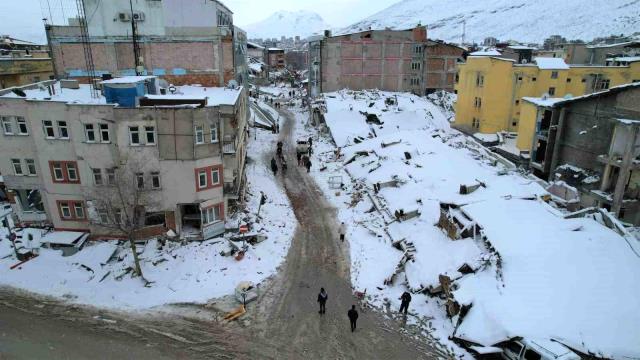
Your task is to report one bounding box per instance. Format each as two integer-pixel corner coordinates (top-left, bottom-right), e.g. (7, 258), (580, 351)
(271, 158), (278, 176)
(281, 159), (287, 173)
(308, 137), (313, 147)
(296, 152), (303, 166)
(317, 288), (328, 314)
(348, 305), (359, 332)
(399, 291), (412, 315)
(305, 159), (312, 173)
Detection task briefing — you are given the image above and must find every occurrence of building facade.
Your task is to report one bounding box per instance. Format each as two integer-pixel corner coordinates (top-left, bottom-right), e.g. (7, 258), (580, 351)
(522, 84), (640, 224)
(308, 26), (464, 97)
(1, 36), (54, 89)
(453, 56), (640, 149)
(0, 76), (247, 240)
(46, 0), (241, 87)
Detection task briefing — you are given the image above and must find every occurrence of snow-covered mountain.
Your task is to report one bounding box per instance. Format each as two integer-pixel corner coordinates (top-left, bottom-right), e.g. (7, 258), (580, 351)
(243, 10), (331, 40)
(340, 0), (640, 43)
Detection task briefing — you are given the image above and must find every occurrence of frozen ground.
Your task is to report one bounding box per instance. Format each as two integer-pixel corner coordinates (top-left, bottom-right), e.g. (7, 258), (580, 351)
(294, 89), (640, 358)
(0, 127), (295, 310)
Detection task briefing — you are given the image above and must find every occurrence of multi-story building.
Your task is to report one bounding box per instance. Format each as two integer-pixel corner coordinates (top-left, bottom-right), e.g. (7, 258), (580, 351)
(267, 48), (286, 70)
(521, 83), (640, 224)
(1, 36), (54, 89)
(46, 0), (243, 87)
(285, 50), (308, 71)
(453, 55), (640, 149)
(307, 26), (464, 97)
(0, 76), (247, 240)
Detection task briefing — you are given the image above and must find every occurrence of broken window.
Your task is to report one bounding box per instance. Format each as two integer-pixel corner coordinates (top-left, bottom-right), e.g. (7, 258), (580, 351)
(129, 126), (140, 145)
(57, 121), (69, 139)
(99, 124), (110, 143)
(16, 117), (28, 135)
(145, 126), (156, 145)
(25, 159), (36, 175)
(85, 124), (96, 142)
(42, 120), (55, 138)
(11, 159), (23, 175)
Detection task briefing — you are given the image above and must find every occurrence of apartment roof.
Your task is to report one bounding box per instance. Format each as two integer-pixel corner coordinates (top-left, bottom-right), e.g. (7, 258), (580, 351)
(522, 96), (566, 107)
(144, 85), (243, 107)
(469, 49), (501, 56)
(606, 56), (640, 63)
(101, 75), (156, 84)
(586, 41), (640, 49)
(247, 41), (265, 49)
(524, 82), (640, 108)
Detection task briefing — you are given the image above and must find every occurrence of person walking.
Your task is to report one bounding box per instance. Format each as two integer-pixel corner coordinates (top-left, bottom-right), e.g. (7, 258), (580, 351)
(317, 288), (328, 314)
(296, 152), (303, 166)
(399, 291), (412, 315)
(282, 159), (288, 174)
(305, 159), (312, 173)
(339, 222), (346, 242)
(271, 158), (278, 176)
(348, 305), (359, 332)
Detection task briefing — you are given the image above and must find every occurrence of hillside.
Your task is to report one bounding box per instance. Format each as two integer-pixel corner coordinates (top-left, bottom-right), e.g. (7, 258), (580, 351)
(243, 10), (331, 40)
(340, 0), (640, 43)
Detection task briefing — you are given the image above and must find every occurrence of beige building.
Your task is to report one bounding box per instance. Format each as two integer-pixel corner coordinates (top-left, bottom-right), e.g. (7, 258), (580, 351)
(0, 76), (247, 240)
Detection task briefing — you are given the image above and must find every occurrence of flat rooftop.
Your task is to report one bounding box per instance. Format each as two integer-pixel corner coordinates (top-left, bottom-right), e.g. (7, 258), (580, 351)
(0, 80), (243, 107)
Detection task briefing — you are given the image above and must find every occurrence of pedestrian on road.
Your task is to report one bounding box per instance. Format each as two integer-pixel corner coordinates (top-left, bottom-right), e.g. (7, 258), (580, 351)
(305, 159), (312, 173)
(276, 123), (280, 133)
(296, 152), (303, 166)
(308, 136), (313, 147)
(282, 159), (288, 173)
(317, 288), (328, 314)
(348, 305), (359, 332)
(399, 291), (412, 315)
(271, 158), (278, 176)
(339, 222), (346, 242)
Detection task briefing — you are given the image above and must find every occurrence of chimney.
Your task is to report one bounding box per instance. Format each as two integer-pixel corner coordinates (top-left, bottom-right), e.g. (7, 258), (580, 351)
(324, 29), (332, 38)
(413, 25), (427, 42)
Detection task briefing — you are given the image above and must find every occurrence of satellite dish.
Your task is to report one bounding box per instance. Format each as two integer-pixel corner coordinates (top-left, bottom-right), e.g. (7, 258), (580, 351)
(168, 85), (177, 94)
(11, 89), (26, 97)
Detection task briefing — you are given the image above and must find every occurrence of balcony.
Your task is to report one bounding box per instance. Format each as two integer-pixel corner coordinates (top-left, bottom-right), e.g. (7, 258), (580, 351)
(223, 140), (236, 154)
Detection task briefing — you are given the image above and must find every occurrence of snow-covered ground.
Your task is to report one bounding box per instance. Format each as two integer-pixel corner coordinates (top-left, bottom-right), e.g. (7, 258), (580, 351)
(294, 89), (640, 358)
(0, 127), (295, 310)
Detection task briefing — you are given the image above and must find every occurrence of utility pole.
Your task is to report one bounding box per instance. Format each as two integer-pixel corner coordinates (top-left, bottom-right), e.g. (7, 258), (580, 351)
(461, 20), (466, 46)
(129, 0), (143, 75)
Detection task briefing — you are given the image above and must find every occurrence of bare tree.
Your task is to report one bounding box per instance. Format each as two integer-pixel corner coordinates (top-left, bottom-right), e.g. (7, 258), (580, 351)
(86, 161), (161, 280)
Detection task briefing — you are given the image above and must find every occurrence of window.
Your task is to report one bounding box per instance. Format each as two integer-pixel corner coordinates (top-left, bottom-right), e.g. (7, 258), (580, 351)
(43, 120), (55, 138)
(136, 172), (145, 189)
(114, 209), (123, 225)
(129, 126), (140, 145)
(11, 159), (23, 175)
(25, 159), (36, 175)
(195, 125), (204, 144)
(151, 172), (161, 189)
(106, 168), (116, 185)
(66, 162), (78, 181)
(98, 209), (109, 224)
(60, 203), (72, 219)
(414, 45), (422, 54)
(57, 121), (69, 139)
(524, 350), (541, 360)
(16, 117), (28, 135)
(198, 169), (207, 188)
(410, 78), (420, 86)
(2, 116), (13, 135)
(472, 118), (480, 129)
(548, 87), (556, 96)
(211, 168), (220, 186)
(210, 122), (218, 143)
(581, 78), (587, 83)
(92, 168), (103, 185)
(551, 71), (558, 79)
(532, 77), (537, 82)
(596, 79), (610, 90)
(505, 342), (523, 356)
(202, 204), (223, 224)
(99, 124), (110, 143)
(455, 73), (459, 84)
(145, 126), (156, 145)
(85, 124), (96, 142)
(517, 76), (523, 81)
(476, 73), (484, 87)
(411, 62), (421, 71)
(52, 162), (64, 181)
(74, 202), (85, 219)
(515, 100), (520, 105)
(512, 119), (518, 127)
(474, 97), (482, 108)
(566, 78), (572, 83)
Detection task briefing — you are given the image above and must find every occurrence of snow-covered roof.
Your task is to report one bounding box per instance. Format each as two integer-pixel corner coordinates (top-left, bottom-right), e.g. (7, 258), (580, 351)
(246, 41), (265, 49)
(100, 76), (156, 84)
(268, 47), (284, 51)
(522, 96), (566, 107)
(144, 86), (243, 107)
(586, 41), (639, 49)
(534, 57), (569, 70)
(606, 56), (640, 63)
(469, 49), (501, 56)
(41, 231), (86, 246)
(0, 83), (108, 105)
(507, 45), (535, 50)
(616, 118), (640, 125)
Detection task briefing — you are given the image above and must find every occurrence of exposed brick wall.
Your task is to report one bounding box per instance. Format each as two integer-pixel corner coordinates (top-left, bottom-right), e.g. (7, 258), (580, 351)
(165, 211), (176, 231)
(163, 74), (220, 86)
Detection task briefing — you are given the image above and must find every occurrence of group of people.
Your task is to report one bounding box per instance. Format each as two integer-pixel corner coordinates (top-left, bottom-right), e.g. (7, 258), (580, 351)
(315, 288), (413, 332)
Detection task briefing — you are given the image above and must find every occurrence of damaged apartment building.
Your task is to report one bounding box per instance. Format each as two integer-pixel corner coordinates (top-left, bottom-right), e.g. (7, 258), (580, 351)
(0, 76), (247, 240)
(522, 83), (640, 224)
(308, 26), (465, 97)
(46, 0), (247, 87)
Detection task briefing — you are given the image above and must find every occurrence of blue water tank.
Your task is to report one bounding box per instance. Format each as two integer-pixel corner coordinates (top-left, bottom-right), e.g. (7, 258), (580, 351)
(102, 78), (153, 107)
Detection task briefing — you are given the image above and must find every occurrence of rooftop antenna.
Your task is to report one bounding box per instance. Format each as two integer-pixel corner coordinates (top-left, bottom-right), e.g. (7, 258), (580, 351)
(75, 0), (99, 98)
(129, 0), (143, 75)
(461, 20), (466, 46)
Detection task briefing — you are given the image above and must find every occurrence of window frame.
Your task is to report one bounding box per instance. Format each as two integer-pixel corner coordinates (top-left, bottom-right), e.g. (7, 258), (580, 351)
(129, 126), (141, 145)
(211, 168), (220, 186)
(16, 117), (28, 135)
(25, 159), (37, 176)
(198, 169), (207, 189)
(1, 116), (13, 135)
(66, 162), (78, 182)
(57, 200), (87, 221)
(144, 126), (156, 145)
(49, 161), (80, 184)
(548, 87), (556, 96)
(106, 168), (116, 185)
(42, 120), (55, 138)
(85, 124), (96, 142)
(551, 71), (559, 79)
(74, 202), (85, 219)
(99, 123), (110, 143)
(11, 159), (23, 175)
(57, 120), (69, 139)
(210, 121), (219, 143)
(92, 168), (103, 185)
(151, 171), (161, 189)
(195, 125), (204, 145)
(136, 172), (145, 190)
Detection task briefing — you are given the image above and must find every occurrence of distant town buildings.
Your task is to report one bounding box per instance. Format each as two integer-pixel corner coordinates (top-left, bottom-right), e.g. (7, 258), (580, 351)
(308, 26), (465, 97)
(0, 36), (54, 89)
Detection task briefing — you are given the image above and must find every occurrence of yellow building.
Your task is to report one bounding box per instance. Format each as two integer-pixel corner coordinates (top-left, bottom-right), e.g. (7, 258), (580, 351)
(453, 56), (640, 154)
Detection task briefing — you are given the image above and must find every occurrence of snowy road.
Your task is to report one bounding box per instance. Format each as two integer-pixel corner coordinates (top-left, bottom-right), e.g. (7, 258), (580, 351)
(246, 107), (447, 359)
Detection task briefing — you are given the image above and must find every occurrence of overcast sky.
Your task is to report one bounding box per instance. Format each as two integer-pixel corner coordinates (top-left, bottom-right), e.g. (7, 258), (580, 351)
(0, 0), (398, 44)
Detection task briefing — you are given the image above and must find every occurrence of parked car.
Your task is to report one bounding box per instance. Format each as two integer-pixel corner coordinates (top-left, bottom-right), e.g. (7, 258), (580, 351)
(296, 140), (310, 155)
(500, 338), (580, 360)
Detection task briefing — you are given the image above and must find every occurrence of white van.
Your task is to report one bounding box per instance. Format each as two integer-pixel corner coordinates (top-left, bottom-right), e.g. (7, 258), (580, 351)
(501, 338), (580, 360)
